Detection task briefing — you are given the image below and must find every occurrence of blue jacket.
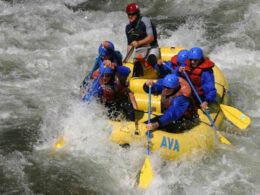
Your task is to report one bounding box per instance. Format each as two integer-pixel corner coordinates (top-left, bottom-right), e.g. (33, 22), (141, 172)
(143, 79), (190, 127)
(174, 67), (216, 103)
(201, 70), (216, 103)
(153, 61), (173, 78)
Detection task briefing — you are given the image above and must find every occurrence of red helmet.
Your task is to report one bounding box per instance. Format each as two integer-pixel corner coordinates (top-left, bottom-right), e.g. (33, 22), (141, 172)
(125, 3), (140, 14)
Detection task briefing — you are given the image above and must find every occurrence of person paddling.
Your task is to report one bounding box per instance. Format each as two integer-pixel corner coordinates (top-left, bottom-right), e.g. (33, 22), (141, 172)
(143, 74), (197, 133)
(154, 49), (189, 78)
(80, 41), (123, 96)
(125, 3), (160, 77)
(92, 64), (137, 121)
(179, 47), (217, 110)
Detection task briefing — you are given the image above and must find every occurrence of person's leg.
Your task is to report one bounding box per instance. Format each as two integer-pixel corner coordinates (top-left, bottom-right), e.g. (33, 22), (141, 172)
(147, 54), (157, 67)
(133, 60), (144, 77)
(133, 47), (150, 77)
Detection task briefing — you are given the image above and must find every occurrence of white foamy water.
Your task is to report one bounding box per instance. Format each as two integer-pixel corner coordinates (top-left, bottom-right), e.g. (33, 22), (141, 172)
(0, 0), (260, 194)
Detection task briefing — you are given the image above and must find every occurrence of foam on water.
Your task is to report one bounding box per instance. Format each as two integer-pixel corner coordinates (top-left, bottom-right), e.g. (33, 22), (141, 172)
(1, 0), (260, 194)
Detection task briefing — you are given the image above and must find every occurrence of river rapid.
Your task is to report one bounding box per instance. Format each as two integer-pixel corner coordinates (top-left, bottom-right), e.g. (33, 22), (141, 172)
(0, 0), (260, 194)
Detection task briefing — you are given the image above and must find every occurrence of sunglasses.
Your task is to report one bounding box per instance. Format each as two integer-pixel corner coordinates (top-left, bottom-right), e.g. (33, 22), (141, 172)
(127, 13), (137, 16)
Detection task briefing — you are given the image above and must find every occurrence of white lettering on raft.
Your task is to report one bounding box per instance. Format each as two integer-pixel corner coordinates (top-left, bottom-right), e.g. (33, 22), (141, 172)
(160, 136), (180, 152)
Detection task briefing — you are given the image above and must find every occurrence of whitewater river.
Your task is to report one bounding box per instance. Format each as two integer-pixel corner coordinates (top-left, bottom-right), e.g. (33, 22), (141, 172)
(0, 0), (259, 194)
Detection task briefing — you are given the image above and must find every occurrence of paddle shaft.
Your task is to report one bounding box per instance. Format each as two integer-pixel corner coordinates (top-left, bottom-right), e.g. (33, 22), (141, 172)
(183, 72), (218, 129)
(147, 86), (152, 155)
(123, 46), (134, 63)
(82, 61), (105, 102)
(82, 55), (101, 87)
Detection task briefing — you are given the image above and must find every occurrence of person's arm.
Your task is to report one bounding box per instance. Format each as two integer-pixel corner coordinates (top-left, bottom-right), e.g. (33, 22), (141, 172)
(146, 96), (190, 131)
(158, 96), (190, 127)
(132, 35), (154, 48)
(128, 91), (138, 110)
(153, 61), (172, 78)
(143, 79), (164, 94)
(201, 70), (217, 103)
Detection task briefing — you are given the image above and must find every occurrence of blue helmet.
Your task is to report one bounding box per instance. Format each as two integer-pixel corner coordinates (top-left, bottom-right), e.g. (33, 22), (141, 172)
(177, 49), (189, 66)
(163, 74), (179, 89)
(188, 47), (204, 60)
(98, 41), (115, 57)
(116, 66), (131, 77)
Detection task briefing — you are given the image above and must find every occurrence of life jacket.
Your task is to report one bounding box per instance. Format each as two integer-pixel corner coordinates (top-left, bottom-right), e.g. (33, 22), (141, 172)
(99, 79), (116, 103)
(114, 79), (130, 101)
(185, 58), (214, 96)
(170, 55), (178, 69)
(161, 77), (191, 110)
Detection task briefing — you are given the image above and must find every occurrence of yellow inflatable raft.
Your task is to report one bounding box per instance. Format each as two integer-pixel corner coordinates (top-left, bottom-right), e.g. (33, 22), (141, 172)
(110, 47), (229, 160)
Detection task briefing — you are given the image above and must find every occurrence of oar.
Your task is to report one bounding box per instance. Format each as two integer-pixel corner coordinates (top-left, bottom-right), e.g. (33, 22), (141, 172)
(183, 72), (232, 145)
(138, 86), (154, 189)
(123, 46), (134, 63)
(54, 137), (65, 149)
(82, 55), (102, 88)
(54, 73), (104, 149)
(82, 61), (105, 102)
(220, 104), (251, 130)
(54, 62), (105, 149)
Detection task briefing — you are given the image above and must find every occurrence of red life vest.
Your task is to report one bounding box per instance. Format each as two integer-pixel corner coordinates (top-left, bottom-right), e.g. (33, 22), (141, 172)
(100, 79), (130, 103)
(170, 55), (178, 69)
(185, 58), (214, 96)
(99, 79), (116, 102)
(115, 83), (130, 101)
(161, 77), (197, 119)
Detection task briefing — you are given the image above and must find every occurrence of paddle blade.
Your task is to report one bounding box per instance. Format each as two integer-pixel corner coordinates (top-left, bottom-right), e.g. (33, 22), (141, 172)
(54, 137), (65, 149)
(217, 131), (232, 145)
(220, 104), (251, 130)
(138, 156), (153, 189)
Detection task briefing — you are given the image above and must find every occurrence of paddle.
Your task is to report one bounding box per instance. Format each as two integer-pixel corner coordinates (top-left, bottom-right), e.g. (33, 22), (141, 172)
(183, 72), (232, 145)
(138, 86), (154, 189)
(54, 137), (65, 149)
(54, 62), (105, 149)
(82, 61), (105, 102)
(123, 46), (134, 63)
(220, 104), (251, 130)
